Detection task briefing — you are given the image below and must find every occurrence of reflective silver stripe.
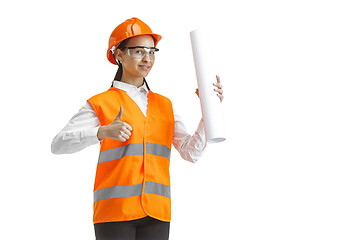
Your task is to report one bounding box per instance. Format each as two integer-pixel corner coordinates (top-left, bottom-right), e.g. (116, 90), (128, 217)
(94, 182), (171, 202)
(146, 143), (171, 160)
(98, 143), (144, 163)
(144, 181), (171, 199)
(94, 184), (143, 202)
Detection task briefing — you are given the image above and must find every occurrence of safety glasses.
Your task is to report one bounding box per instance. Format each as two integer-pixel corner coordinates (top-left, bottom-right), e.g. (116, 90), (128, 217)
(121, 46), (159, 59)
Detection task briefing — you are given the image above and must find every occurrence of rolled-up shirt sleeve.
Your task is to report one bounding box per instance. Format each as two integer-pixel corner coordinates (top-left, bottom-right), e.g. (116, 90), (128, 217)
(172, 110), (207, 163)
(51, 102), (101, 154)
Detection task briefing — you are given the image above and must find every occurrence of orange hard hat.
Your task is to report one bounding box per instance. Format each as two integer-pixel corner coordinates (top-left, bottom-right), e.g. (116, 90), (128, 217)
(107, 17), (162, 65)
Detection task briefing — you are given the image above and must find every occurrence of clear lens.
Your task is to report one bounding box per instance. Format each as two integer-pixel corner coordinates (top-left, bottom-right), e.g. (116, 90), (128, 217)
(126, 47), (158, 59)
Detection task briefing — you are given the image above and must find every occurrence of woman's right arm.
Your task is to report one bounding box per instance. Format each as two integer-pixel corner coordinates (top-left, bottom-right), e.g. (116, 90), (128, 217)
(51, 102), (101, 154)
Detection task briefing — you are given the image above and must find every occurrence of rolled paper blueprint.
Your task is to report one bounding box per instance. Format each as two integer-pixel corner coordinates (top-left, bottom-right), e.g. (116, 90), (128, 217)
(190, 29), (226, 143)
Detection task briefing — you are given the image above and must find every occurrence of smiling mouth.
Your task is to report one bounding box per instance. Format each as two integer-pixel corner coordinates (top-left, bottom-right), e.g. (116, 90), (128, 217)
(139, 65), (150, 71)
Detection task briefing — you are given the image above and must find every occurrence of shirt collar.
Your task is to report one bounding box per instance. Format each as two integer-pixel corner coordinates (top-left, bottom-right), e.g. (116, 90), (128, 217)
(112, 80), (149, 94)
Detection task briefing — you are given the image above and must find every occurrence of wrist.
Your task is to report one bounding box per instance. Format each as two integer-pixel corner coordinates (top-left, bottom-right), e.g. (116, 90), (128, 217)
(97, 126), (106, 141)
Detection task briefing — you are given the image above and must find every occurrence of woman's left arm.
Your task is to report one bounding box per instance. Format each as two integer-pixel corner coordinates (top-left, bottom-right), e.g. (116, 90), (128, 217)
(173, 75), (224, 163)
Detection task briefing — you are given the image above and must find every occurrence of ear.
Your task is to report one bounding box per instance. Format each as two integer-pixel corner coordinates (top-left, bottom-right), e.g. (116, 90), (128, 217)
(115, 49), (124, 64)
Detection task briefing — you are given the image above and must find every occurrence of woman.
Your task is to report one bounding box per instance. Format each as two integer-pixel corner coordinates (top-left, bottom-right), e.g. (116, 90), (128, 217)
(51, 17), (224, 240)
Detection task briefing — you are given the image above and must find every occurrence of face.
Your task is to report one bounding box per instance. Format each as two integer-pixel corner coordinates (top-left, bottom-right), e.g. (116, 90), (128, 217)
(116, 35), (156, 80)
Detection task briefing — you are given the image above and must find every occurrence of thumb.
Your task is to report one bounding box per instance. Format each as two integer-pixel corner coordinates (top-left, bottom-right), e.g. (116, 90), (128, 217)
(114, 106), (124, 122)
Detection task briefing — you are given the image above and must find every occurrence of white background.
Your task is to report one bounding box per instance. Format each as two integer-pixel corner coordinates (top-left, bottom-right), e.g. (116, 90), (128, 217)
(1, 0), (360, 239)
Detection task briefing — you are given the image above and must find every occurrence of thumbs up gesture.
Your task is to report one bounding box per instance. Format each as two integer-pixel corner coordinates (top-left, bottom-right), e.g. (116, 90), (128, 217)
(97, 106), (133, 142)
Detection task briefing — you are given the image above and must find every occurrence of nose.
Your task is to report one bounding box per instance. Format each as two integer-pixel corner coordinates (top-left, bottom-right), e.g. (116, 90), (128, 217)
(142, 53), (151, 62)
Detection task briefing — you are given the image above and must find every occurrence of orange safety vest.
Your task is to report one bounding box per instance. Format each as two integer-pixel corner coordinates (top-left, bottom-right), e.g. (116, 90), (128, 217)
(88, 87), (174, 223)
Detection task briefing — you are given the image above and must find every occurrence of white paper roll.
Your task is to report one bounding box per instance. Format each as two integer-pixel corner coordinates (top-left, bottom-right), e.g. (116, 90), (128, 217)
(190, 29), (226, 143)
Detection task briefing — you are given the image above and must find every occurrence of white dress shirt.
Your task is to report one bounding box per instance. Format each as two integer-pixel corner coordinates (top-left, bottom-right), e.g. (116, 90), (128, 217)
(51, 81), (207, 163)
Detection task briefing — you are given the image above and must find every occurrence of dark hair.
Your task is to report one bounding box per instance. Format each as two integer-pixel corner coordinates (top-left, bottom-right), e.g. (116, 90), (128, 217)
(113, 39), (130, 82)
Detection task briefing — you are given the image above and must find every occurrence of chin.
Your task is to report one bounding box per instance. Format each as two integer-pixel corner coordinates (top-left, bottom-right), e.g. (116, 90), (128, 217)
(137, 71), (150, 78)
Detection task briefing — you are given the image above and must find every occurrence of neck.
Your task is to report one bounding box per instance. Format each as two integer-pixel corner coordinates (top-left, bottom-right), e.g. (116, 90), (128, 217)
(121, 72), (144, 88)
(122, 79), (143, 88)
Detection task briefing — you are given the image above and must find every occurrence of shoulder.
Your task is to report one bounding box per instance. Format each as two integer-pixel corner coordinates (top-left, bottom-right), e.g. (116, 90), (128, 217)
(88, 88), (115, 101)
(88, 88), (124, 105)
(87, 88), (123, 116)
